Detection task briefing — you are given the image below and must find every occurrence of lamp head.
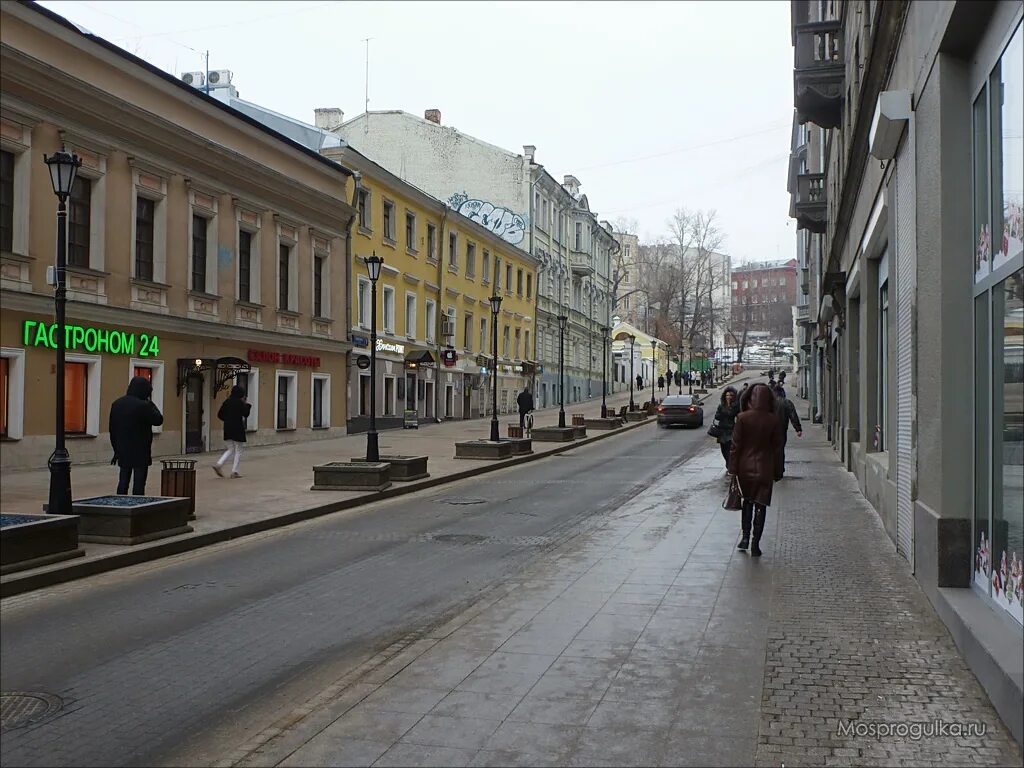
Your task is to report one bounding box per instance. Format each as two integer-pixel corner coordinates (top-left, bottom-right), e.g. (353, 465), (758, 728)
(44, 150), (82, 202)
(558, 314), (567, 331)
(364, 253), (383, 282)
(489, 294), (502, 313)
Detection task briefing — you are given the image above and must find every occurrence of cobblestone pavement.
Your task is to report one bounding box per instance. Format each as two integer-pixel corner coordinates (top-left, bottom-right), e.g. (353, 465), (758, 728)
(217, 425), (1022, 768)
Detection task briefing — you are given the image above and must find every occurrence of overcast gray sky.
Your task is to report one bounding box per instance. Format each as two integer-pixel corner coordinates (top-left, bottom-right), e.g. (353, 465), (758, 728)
(39, 0), (796, 262)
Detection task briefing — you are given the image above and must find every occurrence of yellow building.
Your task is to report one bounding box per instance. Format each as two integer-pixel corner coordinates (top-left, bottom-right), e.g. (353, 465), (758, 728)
(610, 320), (672, 395)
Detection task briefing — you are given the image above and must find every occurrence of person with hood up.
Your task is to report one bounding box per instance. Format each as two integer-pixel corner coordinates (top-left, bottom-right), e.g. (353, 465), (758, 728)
(772, 384), (803, 478)
(213, 384), (251, 478)
(728, 383), (781, 557)
(109, 375), (164, 495)
(713, 386), (741, 467)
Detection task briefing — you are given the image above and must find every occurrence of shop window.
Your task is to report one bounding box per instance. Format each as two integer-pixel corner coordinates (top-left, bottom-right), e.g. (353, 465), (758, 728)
(68, 176), (91, 268)
(65, 362), (89, 434)
(311, 374), (330, 428)
(135, 197), (155, 281)
(1, 349), (25, 440)
(383, 376), (395, 416)
(275, 371), (297, 430)
(383, 285), (396, 333)
(359, 373), (371, 416)
(130, 359), (165, 433)
(235, 369), (259, 431)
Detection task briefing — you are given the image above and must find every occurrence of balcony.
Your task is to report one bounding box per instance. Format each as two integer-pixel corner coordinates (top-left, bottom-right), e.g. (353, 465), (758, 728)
(795, 173), (827, 234)
(570, 252), (594, 276)
(794, 20), (843, 128)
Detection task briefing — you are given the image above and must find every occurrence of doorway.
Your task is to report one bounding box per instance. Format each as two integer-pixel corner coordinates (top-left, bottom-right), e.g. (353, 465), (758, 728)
(184, 373), (205, 454)
(424, 381), (434, 419)
(405, 373), (417, 412)
(445, 384), (454, 419)
(463, 375), (472, 418)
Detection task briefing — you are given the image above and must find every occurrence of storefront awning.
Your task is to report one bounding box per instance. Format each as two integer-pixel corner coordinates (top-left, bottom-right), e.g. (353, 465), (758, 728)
(405, 350), (436, 367)
(176, 356), (250, 394)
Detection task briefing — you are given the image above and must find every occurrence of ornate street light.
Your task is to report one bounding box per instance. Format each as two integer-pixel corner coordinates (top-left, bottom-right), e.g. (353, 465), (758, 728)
(365, 253), (383, 461)
(677, 348), (684, 394)
(599, 325), (609, 418)
(489, 294), (502, 441)
(650, 340), (657, 407)
(628, 333), (636, 412)
(44, 149), (82, 516)
(557, 314), (568, 428)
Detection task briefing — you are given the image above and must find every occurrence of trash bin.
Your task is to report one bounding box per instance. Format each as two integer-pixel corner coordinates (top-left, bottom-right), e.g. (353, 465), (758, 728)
(161, 459), (197, 520)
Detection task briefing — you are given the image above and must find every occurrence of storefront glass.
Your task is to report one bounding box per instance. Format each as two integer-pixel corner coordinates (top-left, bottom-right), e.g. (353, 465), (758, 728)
(65, 362), (88, 434)
(996, 25), (1023, 271)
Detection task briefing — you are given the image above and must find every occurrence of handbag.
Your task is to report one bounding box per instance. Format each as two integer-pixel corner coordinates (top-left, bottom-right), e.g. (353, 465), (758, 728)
(707, 419), (723, 439)
(723, 476), (743, 510)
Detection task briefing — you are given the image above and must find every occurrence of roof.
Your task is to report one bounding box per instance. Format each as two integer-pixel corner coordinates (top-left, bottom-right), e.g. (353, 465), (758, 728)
(213, 93), (345, 152)
(16, 0), (353, 177)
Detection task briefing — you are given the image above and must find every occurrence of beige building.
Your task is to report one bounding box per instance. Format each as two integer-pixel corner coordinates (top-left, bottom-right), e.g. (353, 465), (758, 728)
(0, 2), (356, 470)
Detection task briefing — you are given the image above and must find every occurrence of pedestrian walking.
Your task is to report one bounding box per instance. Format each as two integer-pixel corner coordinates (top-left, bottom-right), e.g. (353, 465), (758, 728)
(713, 385), (740, 468)
(772, 384), (802, 478)
(635, 374), (643, 392)
(516, 385), (534, 429)
(728, 382), (781, 557)
(213, 384), (251, 478)
(658, 375), (665, 391)
(108, 375), (164, 495)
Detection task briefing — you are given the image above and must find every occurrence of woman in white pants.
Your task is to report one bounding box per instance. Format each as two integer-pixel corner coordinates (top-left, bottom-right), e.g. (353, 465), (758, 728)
(213, 384), (251, 478)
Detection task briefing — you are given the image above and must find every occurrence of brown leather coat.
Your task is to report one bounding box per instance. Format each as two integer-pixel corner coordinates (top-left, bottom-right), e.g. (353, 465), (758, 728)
(728, 384), (781, 505)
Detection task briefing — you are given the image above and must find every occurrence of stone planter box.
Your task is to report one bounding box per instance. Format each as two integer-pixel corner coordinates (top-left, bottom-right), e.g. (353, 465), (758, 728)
(572, 426), (587, 439)
(624, 411), (648, 422)
(350, 455), (429, 482)
(585, 417), (623, 430)
(1, 514), (85, 574)
(507, 438), (533, 456)
(454, 440), (514, 460)
(531, 427), (577, 442)
(73, 496), (193, 546)
(313, 462), (391, 491)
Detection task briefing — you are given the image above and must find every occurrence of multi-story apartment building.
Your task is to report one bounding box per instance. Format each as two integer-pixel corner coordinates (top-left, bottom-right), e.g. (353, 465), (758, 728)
(205, 101), (538, 429)
(788, 0), (1023, 742)
(611, 231), (642, 329)
(0, 2), (356, 470)
(329, 111), (618, 410)
(729, 259), (798, 340)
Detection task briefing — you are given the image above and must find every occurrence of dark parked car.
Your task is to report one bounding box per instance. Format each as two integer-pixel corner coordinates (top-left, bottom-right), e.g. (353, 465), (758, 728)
(657, 394), (704, 428)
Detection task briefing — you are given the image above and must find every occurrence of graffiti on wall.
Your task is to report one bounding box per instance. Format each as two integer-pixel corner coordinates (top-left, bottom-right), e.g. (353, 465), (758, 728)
(448, 192), (528, 245)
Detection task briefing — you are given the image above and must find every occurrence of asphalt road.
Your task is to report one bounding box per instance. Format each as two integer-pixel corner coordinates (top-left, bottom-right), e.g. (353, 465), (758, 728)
(0, 419), (711, 767)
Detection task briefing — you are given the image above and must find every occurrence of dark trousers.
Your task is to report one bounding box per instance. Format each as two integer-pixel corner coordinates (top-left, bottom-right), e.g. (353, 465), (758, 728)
(779, 431), (789, 475)
(519, 410), (527, 428)
(741, 499), (767, 541)
(117, 465), (149, 495)
(720, 440), (731, 464)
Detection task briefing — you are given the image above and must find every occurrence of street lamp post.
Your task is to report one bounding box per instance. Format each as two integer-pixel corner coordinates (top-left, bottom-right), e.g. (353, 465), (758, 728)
(364, 253), (383, 461)
(489, 295), (502, 441)
(677, 349), (684, 394)
(650, 340), (656, 407)
(44, 149), (82, 516)
(599, 325), (609, 418)
(557, 314), (568, 428)
(628, 334), (636, 411)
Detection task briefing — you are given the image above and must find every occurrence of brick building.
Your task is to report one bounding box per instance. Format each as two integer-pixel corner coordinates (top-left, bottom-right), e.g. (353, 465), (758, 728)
(729, 259), (798, 339)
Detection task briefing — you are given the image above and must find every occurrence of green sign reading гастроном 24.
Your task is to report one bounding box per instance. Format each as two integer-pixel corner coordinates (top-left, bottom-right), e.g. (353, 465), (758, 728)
(23, 319), (160, 357)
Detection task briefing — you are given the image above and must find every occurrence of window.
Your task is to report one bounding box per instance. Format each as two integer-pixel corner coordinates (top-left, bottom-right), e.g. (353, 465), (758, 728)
(278, 243), (292, 310)
(526, 273), (532, 298)
(68, 176), (91, 268)
(732, 281), (738, 290)
(445, 306), (456, 344)
(425, 300), (436, 343)
(480, 317), (488, 354)
(0, 150), (13, 253)
(449, 232), (458, 267)
(482, 250), (490, 283)
(525, 330), (530, 359)
(382, 285), (396, 332)
(877, 267), (889, 451)
(575, 222), (583, 250)
(129, 359), (165, 434)
(357, 277), (371, 328)
(238, 229), (253, 302)
(135, 197), (155, 281)
(514, 328), (521, 358)
(358, 188), (371, 229)
(311, 374), (330, 428)
(191, 214), (208, 292)
(742, 280), (749, 289)
(502, 325), (510, 357)
(405, 293), (417, 338)
(464, 314), (473, 352)
(405, 211), (416, 250)
(494, 257), (501, 289)
(506, 264), (513, 292)
(427, 223), (437, 261)
(313, 255), (325, 317)
(383, 376), (396, 416)
(275, 372), (297, 429)
(466, 242), (476, 277)
(359, 373), (371, 417)
(383, 200), (396, 241)
(517, 269), (524, 294)
(65, 361), (88, 434)
(0, 355), (7, 437)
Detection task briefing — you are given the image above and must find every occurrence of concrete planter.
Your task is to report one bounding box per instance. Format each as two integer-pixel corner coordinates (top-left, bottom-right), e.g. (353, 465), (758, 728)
(454, 440), (514, 460)
(73, 496), (193, 545)
(350, 455), (429, 482)
(506, 438), (533, 456)
(531, 427), (577, 442)
(1, 514), (85, 574)
(585, 417), (623, 430)
(312, 462), (391, 491)
(572, 426), (587, 439)
(624, 411), (648, 422)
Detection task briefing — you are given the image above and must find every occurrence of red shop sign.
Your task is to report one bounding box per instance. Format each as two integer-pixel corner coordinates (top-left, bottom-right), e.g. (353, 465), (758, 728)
(247, 349), (321, 367)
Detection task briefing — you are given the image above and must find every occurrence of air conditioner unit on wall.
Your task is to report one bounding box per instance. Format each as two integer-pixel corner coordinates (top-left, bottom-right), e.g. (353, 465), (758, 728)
(180, 71), (205, 87)
(441, 320), (455, 338)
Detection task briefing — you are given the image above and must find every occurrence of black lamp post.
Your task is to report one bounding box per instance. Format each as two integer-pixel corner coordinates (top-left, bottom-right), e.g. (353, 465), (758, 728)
(687, 345), (693, 395)
(557, 314), (568, 428)
(628, 333), (636, 411)
(650, 340), (656, 406)
(44, 149), (82, 517)
(365, 253), (383, 461)
(489, 294), (502, 441)
(677, 348), (684, 394)
(599, 325), (609, 418)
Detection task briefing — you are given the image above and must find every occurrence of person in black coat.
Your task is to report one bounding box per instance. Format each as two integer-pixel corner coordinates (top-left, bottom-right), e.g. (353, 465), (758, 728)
(109, 375), (164, 495)
(773, 384), (803, 478)
(713, 385), (741, 467)
(213, 384), (251, 478)
(516, 386), (534, 429)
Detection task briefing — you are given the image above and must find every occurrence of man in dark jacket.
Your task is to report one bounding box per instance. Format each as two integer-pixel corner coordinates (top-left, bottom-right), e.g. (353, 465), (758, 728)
(773, 384), (803, 478)
(516, 386), (534, 429)
(635, 374), (643, 392)
(657, 375), (665, 391)
(213, 384), (251, 478)
(109, 375), (164, 495)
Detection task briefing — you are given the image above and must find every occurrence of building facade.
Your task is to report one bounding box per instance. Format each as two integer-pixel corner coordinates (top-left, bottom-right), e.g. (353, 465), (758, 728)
(788, 0), (1023, 742)
(729, 259), (798, 340)
(0, 2), (355, 470)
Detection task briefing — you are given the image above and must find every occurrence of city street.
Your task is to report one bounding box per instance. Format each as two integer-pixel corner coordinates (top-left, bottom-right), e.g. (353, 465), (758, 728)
(2, 409), (1020, 767)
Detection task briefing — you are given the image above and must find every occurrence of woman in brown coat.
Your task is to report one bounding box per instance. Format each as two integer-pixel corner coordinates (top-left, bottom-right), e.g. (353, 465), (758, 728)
(728, 383), (782, 556)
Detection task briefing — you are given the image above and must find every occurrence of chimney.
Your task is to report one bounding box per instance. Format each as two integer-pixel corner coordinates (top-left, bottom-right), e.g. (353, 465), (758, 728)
(523, 145), (536, 163)
(425, 109), (441, 124)
(314, 107), (344, 131)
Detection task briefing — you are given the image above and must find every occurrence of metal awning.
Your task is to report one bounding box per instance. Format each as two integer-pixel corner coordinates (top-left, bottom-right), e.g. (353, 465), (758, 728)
(405, 350), (435, 367)
(176, 356), (251, 395)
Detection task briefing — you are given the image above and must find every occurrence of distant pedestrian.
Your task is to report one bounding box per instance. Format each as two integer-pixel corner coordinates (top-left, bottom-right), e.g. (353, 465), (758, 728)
(636, 374), (643, 392)
(772, 384), (802, 478)
(658, 375), (665, 391)
(728, 383), (781, 557)
(109, 375), (164, 495)
(714, 386), (740, 468)
(516, 386), (534, 429)
(739, 381), (753, 411)
(213, 384), (251, 478)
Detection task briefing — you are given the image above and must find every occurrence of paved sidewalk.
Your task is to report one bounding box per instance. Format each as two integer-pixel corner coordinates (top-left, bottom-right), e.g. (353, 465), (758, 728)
(216, 415), (1023, 768)
(1, 377), (741, 593)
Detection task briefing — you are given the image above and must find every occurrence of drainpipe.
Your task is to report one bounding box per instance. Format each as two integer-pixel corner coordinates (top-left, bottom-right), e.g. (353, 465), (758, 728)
(345, 172), (362, 345)
(529, 172), (539, 399)
(435, 206), (448, 423)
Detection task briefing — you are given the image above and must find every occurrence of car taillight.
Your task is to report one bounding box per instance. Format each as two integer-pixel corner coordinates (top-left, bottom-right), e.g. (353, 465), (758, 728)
(657, 406), (664, 413)
(688, 407), (696, 413)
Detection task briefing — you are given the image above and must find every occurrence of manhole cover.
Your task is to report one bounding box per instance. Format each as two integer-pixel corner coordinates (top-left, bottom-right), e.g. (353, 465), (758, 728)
(1, 692), (63, 730)
(433, 533), (488, 545)
(440, 498), (487, 506)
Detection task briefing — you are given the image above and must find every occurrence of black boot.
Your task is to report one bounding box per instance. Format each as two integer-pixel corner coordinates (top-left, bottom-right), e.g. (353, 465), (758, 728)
(750, 507), (766, 557)
(737, 504), (752, 551)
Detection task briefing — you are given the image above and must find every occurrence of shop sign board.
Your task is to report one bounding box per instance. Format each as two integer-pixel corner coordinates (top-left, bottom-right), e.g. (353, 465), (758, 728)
(356, 355), (371, 370)
(23, 319), (160, 357)
(352, 334), (370, 348)
(247, 349), (321, 367)
(376, 340), (405, 354)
